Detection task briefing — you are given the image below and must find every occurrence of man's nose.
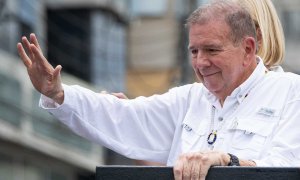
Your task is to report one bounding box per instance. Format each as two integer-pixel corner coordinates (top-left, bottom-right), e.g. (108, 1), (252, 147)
(194, 51), (210, 68)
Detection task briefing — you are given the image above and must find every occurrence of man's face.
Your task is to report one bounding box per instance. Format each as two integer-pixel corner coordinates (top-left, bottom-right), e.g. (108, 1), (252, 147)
(189, 21), (249, 99)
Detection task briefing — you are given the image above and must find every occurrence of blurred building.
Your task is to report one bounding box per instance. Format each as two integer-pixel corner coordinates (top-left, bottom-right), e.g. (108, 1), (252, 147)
(273, 0), (300, 74)
(126, 0), (181, 97)
(0, 0), (128, 179)
(0, 0), (300, 179)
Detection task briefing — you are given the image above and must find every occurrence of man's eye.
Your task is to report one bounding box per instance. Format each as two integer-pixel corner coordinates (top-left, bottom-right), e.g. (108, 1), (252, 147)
(208, 49), (218, 52)
(208, 49), (220, 53)
(190, 49), (198, 55)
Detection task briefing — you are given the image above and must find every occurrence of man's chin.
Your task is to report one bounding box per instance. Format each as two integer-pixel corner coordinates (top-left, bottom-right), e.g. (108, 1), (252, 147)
(203, 83), (222, 93)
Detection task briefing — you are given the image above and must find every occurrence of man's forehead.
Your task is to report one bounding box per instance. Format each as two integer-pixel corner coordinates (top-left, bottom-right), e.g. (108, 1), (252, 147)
(189, 22), (230, 42)
(189, 19), (229, 32)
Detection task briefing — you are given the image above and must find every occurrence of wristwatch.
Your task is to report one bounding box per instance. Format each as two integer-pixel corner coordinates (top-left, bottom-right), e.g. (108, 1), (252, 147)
(227, 153), (240, 166)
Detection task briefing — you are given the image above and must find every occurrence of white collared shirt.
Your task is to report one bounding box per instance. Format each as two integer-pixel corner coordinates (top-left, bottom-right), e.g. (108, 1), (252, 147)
(40, 58), (300, 166)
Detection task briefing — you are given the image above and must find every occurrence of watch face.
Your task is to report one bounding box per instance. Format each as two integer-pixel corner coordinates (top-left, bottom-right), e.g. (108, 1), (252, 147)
(228, 153), (240, 166)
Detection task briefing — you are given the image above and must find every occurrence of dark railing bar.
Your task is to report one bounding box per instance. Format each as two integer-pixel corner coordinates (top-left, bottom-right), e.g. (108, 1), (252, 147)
(96, 166), (300, 180)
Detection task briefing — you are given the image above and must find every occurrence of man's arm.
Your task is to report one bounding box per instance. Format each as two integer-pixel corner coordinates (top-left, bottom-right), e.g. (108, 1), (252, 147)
(17, 33), (64, 104)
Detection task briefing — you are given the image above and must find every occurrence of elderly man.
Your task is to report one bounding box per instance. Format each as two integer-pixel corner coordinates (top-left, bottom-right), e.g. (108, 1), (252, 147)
(17, 1), (300, 180)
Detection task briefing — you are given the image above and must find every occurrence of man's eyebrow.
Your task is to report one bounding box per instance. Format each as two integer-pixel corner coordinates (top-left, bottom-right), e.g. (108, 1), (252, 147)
(188, 45), (194, 50)
(203, 44), (222, 49)
(188, 44), (222, 50)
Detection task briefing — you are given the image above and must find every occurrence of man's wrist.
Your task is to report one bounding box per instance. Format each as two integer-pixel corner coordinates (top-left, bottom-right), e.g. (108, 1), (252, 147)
(220, 152), (231, 166)
(222, 153), (256, 166)
(239, 159), (256, 166)
(51, 89), (64, 105)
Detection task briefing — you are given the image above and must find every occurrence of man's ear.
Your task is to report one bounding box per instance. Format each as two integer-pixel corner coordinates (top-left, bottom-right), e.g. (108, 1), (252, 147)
(243, 37), (256, 66)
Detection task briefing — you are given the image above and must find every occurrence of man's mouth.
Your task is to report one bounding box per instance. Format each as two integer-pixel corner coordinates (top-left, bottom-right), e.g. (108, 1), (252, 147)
(201, 71), (219, 77)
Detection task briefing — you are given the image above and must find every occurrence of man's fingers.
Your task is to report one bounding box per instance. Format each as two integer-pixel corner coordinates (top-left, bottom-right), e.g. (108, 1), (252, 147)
(199, 165), (210, 180)
(199, 155), (210, 180)
(30, 33), (42, 50)
(111, 92), (128, 99)
(30, 44), (51, 68)
(53, 65), (62, 80)
(182, 161), (192, 180)
(21, 36), (35, 60)
(173, 160), (183, 180)
(190, 161), (200, 180)
(17, 43), (32, 67)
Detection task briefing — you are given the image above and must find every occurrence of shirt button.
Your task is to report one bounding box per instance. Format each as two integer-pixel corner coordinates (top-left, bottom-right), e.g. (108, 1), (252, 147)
(218, 117), (223, 121)
(238, 94), (243, 98)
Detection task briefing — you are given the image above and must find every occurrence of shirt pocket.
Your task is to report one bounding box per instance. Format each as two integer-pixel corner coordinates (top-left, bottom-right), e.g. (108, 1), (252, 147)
(181, 117), (209, 153)
(228, 117), (278, 159)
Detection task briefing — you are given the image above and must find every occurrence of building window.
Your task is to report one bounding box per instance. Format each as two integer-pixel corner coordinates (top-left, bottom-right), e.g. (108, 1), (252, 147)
(0, 0), (37, 54)
(0, 72), (22, 126)
(90, 11), (127, 92)
(47, 9), (91, 82)
(0, 152), (70, 180)
(0, 153), (13, 180)
(131, 0), (167, 17)
(19, 0), (37, 35)
(0, 0), (14, 53)
(47, 8), (127, 92)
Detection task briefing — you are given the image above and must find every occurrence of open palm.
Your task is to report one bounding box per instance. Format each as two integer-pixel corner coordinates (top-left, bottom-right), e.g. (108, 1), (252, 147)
(17, 33), (64, 104)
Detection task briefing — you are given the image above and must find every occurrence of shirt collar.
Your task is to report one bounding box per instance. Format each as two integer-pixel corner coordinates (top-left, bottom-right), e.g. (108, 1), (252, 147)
(269, 65), (284, 72)
(204, 57), (267, 107)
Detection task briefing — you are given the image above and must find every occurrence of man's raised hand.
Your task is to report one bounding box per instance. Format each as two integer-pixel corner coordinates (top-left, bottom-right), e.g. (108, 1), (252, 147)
(17, 33), (64, 104)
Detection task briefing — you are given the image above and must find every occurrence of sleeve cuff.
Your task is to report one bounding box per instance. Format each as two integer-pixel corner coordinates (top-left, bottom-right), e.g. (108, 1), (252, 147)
(39, 94), (61, 109)
(39, 84), (67, 109)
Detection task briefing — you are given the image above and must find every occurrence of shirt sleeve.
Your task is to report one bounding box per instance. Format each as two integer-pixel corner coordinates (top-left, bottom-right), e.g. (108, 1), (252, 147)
(39, 84), (192, 163)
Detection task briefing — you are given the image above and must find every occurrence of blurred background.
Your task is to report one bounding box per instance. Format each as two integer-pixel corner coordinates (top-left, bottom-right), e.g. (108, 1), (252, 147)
(0, 0), (299, 179)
